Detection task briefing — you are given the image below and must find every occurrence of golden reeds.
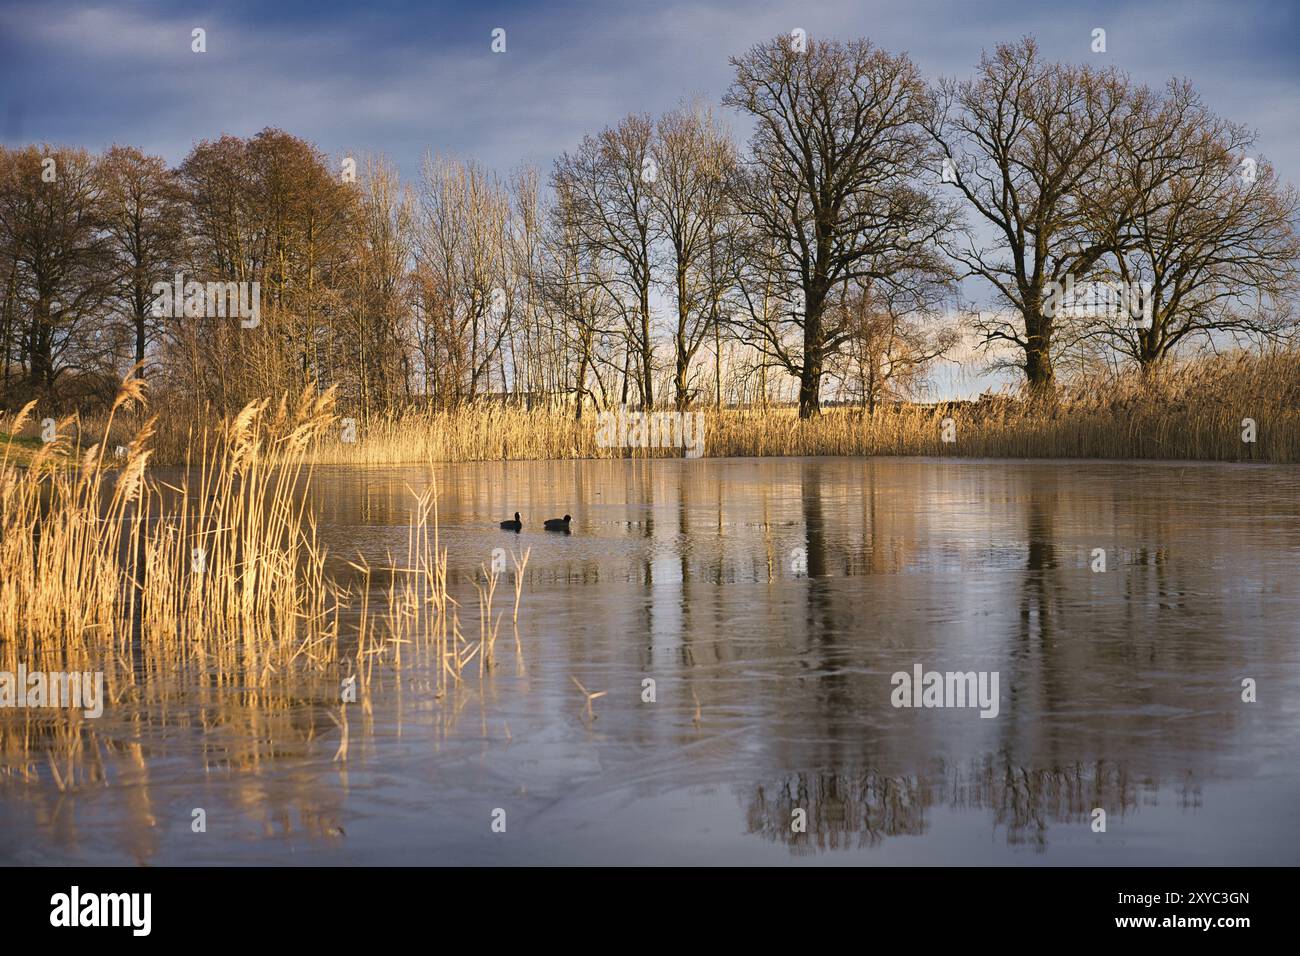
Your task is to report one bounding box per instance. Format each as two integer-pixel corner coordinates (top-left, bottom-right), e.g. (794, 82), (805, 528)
(0, 378), (515, 787)
(202, 349), (1300, 466)
(34, 349), (1300, 468)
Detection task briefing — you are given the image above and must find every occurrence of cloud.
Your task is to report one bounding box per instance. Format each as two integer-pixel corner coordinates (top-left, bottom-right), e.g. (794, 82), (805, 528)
(4, 0), (1295, 185)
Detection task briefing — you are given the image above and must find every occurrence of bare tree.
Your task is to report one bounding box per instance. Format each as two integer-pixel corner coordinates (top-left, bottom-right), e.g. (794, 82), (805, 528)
(825, 281), (958, 413)
(1086, 82), (1300, 367)
(341, 155), (414, 414)
(412, 155), (513, 405)
(929, 38), (1133, 397)
(505, 167), (553, 404)
(540, 179), (623, 416)
(652, 103), (739, 409)
(98, 145), (184, 382)
(553, 114), (657, 408)
(725, 34), (954, 417)
(0, 145), (113, 406)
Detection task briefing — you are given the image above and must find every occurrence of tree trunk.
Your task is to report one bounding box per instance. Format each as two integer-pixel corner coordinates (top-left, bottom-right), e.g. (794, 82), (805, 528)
(713, 319), (721, 411)
(797, 357), (823, 418)
(640, 291), (654, 409)
(1022, 301), (1055, 398)
(797, 295), (825, 419)
(674, 355), (689, 411)
(135, 306), (147, 374)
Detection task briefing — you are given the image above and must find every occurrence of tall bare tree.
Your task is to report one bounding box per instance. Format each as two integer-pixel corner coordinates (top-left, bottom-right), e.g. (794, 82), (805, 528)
(553, 114), (658, 408)
(1088, 82), (1300, 367)
(412, 155), (513, 405)
(928, 38), (1133, 397)
(725, 34), (954, 417)
(98, 145), (184, 381)
(341, 155), (414, 414)
(652, 103), (739, 409)
(0, 145), (112, 406)
(541, 179), (623, 416)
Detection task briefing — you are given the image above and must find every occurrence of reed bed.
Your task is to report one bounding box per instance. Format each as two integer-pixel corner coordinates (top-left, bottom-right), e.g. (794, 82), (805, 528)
(17, 349), (1300, 467)
(294, 349), (1300, 465)
(0, 380), (518, 788)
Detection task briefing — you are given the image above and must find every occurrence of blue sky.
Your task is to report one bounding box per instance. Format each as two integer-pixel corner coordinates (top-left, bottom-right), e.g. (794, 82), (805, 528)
(3, 0), (1296, 396)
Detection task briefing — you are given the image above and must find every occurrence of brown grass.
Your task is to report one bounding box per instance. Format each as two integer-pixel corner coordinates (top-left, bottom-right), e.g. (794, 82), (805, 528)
(296, 349), (1300, 465)
(14, 349), (1300, 466)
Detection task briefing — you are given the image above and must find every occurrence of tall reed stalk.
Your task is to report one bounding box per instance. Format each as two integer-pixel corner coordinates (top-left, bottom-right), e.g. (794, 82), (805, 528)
(1, 379), (514, 783)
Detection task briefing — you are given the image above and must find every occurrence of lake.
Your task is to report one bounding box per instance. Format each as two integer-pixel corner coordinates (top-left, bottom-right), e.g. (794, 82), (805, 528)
(2, 456), (1298, 865)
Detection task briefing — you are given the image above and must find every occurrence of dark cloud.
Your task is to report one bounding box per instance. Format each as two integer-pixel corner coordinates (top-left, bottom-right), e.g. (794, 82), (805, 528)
(3, 0), (1295, 183)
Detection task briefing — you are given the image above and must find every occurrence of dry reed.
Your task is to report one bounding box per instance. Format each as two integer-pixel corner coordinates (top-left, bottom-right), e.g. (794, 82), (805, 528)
(275, 350), (1300, 465)
(0, 379), (514, 783)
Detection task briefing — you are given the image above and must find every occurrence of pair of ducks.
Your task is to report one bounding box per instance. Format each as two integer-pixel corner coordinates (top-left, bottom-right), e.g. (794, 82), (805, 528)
(500, 512), (571, 533)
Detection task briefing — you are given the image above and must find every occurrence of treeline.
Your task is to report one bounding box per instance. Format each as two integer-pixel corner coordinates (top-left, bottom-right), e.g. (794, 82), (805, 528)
(1, 35), (1296, 420)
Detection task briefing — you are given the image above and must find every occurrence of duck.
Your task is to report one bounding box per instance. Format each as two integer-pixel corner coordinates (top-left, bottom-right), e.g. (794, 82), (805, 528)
(499, 512), (522, 532)
(543, 514), (572, 532)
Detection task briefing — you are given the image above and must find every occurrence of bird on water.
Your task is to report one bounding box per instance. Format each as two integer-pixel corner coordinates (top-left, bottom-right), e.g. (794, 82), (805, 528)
(543, 514), (571, 532)
(500, 512), (522, 531)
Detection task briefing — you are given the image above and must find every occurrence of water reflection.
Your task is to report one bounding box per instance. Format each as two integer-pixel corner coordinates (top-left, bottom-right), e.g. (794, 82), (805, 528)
(3, 458), (1299, 864)
(740, 759), (1200, 855)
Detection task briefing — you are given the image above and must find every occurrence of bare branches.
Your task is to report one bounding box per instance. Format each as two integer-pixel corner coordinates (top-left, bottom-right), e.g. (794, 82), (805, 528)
(928, 38), (1134, 394)
(2, 35), (1295, 420)
(725, 34), (956, 417)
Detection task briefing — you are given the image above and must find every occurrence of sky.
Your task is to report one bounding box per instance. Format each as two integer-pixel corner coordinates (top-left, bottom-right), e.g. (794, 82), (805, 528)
(2, 0), (1297, 396)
